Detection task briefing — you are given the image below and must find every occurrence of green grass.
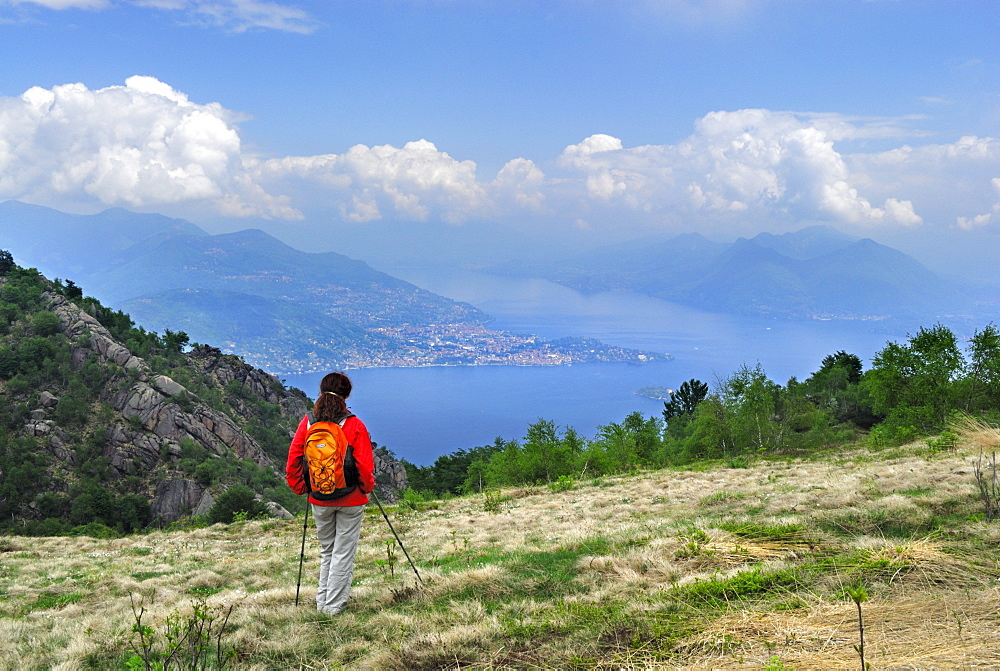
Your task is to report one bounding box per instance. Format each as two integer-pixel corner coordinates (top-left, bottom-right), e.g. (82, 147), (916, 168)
(188, 585), (224, 596)
(699, 491), (748, 505)
(25, 591), (85, 612)
(672, 567), (806, 609)
(716, 521), (807, 541)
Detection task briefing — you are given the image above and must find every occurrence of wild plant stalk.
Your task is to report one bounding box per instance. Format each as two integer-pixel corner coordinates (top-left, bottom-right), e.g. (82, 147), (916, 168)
(846, 584), (869, 671)
(974, 450), (1000, 521)
(127, 593), (234, 670)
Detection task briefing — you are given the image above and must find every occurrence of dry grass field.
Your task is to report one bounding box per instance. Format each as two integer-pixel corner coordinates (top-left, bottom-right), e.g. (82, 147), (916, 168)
(4, 430), (1000, 669)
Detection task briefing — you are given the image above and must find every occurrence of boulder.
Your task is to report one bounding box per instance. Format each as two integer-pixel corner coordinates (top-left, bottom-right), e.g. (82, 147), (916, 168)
(152, 479), (205, 523)
(193, 490), (215, 517)
(266, 502), (294, 519)
(152, 374), (188, 398)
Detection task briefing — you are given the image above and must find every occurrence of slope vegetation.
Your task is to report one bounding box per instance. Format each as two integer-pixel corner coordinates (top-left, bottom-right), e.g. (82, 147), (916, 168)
(0, 258), (314, 532)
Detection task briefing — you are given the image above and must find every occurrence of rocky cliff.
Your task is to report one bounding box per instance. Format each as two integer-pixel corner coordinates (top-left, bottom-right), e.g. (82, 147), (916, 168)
(0, 264), (407, 532)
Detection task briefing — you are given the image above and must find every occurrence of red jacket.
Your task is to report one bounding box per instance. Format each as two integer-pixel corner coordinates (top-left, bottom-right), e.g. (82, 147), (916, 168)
(285, 413), (375, 507)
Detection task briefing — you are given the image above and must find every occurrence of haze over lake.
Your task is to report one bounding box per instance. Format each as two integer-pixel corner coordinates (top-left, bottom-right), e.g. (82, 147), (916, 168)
(286, 267), (926, 465)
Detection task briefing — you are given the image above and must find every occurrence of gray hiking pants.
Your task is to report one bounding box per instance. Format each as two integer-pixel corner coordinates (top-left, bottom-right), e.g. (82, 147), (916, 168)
(312, 503), (365, 614)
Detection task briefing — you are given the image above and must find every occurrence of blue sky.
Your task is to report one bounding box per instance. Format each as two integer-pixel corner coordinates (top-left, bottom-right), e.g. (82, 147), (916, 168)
(1, 0), (998, 276)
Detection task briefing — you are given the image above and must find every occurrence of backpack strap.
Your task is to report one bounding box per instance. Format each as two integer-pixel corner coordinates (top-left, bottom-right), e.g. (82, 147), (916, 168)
(306, 411), (354, 427)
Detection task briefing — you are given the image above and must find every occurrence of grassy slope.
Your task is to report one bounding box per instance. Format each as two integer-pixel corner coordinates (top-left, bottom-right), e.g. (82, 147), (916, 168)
(3, 434), (1000, 669)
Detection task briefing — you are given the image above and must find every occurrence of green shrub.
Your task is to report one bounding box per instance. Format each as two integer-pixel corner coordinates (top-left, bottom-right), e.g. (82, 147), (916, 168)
(548, 475), (576, 492)
(400, 487), (431, 511)
(31, 311), (61, 337)
(194, 460), (223, 486)
(208, 485), (269, 524)
(71, 522), (119, 539)
(926, 429), (959, 453)
(17, 336), (57, 371)
(0, 347), (17, 379)
(54, 394), (90, 427)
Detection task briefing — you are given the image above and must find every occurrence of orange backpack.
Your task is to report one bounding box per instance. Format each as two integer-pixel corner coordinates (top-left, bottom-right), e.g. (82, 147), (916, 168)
(302, 412), (360, 500)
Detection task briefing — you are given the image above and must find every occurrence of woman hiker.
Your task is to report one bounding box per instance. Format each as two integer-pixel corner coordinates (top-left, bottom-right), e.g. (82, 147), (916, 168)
(285, 371), (375, 615)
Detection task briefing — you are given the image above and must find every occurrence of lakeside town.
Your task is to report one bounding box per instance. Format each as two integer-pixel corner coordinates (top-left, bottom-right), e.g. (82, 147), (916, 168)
(242, 323), (669, 374)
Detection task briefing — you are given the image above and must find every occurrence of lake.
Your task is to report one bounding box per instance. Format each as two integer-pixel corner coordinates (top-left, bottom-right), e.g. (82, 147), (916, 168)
(284, 267), (926, 465)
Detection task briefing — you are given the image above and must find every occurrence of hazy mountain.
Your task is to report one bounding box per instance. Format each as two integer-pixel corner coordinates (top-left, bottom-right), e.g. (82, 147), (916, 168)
(0, 202), (663, 372)
(686, 238), (812, 315)
(0, 200), (206, 281)
(87, 227), (484, 325)
(748, 225), (857, 260)
(493, 225), (980, 321)
(0, 203), (490, 371)
(490, 231), (729, 294)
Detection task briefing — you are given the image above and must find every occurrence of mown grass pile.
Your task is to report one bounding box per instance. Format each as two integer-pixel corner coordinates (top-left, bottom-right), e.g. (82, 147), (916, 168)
(4, 431), (1000, 669)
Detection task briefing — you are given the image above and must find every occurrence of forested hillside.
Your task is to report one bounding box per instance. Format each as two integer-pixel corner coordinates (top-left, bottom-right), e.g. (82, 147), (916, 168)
(0, 251), (403, 536)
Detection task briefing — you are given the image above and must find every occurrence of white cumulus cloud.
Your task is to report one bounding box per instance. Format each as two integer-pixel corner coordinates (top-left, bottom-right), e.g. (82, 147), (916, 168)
(555, 110), (925, 229)
(492, 158), (546, 212)
(2, 77), (996, 243)
(254, 140), (489, 224)
(848, 135), (999, 234)
(0, 77), (298, 218)
(957, 213), (992, 231)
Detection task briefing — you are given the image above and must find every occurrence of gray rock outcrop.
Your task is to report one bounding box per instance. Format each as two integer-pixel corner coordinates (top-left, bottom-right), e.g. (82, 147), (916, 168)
(34, 291), (308, 523)
(151, 479), (205, 523)
(373, 448), (408, 503)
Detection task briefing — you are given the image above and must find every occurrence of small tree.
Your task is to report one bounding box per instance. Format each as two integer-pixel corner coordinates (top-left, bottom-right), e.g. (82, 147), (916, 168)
(663, 379), (709, 422)
(865, 324), (965, 439)
(63, 279), (83, 300)
(663, 379), (709, 447)
(965, 324), (1000, 413)
(0, 250), (14, 275)
(163, 329), (190, 356)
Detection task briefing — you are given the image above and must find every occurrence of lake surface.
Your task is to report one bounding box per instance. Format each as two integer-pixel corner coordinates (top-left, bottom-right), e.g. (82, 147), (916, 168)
(284, 267), (927, 465)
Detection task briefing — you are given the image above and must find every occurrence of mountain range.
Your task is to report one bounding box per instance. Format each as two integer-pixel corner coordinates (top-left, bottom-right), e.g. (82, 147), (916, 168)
(0, 201), (662, 372)
(491, 225), (982, 322)
(0, 201), (493, 372)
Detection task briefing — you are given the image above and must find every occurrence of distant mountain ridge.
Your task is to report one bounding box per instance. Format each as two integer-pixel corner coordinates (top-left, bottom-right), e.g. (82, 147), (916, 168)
(0, 201), (664, 372)
(0, 202), (485, 371)
(493, 225), (979, 322)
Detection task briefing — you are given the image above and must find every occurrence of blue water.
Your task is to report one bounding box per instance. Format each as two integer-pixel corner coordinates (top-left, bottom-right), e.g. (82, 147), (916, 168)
(284, 268), (917, 465)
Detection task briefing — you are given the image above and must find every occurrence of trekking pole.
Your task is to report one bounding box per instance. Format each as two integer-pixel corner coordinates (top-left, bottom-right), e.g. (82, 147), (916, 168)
(371, 490), (423, 585)
(295, 500), (311, 606)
